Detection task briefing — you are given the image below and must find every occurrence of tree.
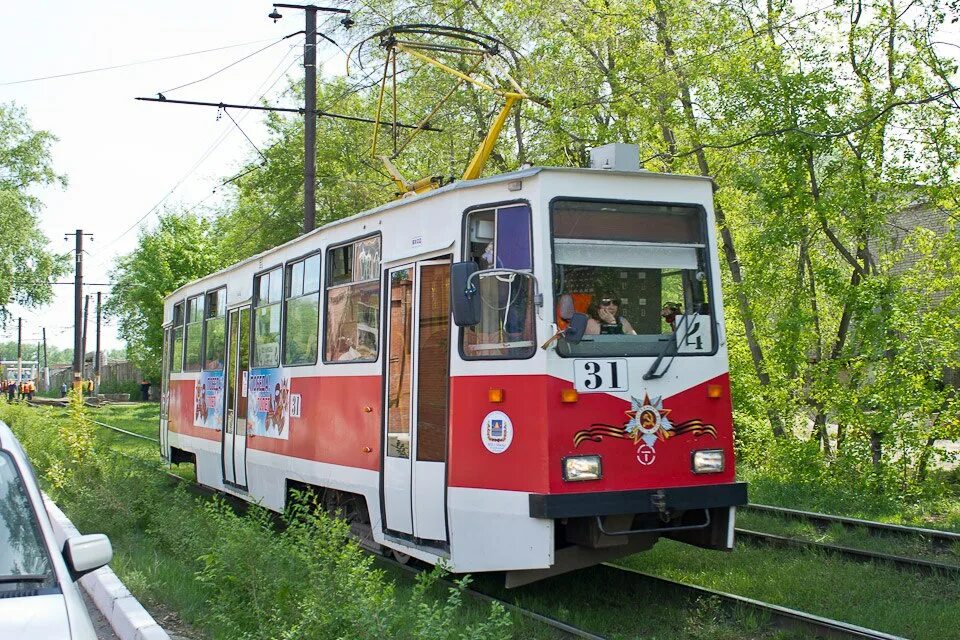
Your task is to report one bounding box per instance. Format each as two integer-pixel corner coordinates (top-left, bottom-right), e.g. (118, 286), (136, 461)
(0, 103), (69, 318)
(105, 213), (226, 381)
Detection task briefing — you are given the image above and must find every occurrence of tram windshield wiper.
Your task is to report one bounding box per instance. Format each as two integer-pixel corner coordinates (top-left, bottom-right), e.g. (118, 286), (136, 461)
(643, 307), (701, 381)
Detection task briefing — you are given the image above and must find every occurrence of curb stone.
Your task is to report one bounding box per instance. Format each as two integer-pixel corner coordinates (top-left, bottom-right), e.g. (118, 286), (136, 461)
(43, 494), (171, 640)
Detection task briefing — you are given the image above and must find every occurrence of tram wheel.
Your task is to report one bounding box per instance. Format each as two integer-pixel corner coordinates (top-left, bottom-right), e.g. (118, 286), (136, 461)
(392, 549), (412, 564)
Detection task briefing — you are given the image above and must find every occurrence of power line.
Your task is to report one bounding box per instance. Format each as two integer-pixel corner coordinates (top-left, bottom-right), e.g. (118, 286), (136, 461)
(160, 33), (296, 95)
(87, 42), (306, 262)
(0, 37), (282, 86)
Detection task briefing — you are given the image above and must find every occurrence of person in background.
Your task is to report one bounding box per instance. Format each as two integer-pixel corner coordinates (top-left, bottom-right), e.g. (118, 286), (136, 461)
(140, 379), (151, 402)
(6, 381), (15, 402)
(60, 382), (68, 397)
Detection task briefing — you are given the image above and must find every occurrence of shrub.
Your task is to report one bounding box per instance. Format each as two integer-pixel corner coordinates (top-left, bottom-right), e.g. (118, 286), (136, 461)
(0, 398), (513, 640)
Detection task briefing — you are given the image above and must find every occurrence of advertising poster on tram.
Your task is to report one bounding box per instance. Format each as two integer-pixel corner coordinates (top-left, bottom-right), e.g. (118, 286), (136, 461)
(247, 368), (292, 439)
(193, 371), (224, 430)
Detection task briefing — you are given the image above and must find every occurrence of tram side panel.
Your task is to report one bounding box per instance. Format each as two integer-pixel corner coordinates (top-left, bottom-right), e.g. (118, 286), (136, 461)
(167, 371), (384, 514)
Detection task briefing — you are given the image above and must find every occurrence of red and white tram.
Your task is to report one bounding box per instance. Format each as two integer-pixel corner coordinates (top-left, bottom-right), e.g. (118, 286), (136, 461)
(159, 144), (747, 585)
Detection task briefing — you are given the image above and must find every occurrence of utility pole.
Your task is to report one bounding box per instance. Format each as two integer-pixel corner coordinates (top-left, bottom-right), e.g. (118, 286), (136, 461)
(16, 318), (21, 397)
(65, 230), (93, 390)
(42, 327), (48, 392)
(81, 294), (90, 382)
(94, 292), (102, 396)
(268, 3), (351, 233)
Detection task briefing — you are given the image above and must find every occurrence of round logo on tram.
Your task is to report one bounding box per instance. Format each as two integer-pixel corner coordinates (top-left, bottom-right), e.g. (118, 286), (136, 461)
(481, 411), (513, 454)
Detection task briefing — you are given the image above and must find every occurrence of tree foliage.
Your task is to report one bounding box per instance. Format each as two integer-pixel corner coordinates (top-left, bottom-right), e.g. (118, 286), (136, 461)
(0, 103), (69, 318)
(105, 213), (227, 380)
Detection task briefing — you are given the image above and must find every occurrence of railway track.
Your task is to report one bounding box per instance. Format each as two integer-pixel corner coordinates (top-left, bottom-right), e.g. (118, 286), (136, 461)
(80, 413), (921, 640)
(743, 503), (960, 545)
(599, 564), (907, 640)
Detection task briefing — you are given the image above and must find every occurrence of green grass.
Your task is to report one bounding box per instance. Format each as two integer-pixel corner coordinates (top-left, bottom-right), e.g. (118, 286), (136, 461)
(741, 465), (960, 533)
(614, 538), (960, 640)
(471, 566), (803, 640)
(737, 509), (960, 566)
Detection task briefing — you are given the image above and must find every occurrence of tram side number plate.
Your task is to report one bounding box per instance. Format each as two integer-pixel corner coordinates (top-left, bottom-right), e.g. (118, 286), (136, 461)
(574, 359), (628, 393)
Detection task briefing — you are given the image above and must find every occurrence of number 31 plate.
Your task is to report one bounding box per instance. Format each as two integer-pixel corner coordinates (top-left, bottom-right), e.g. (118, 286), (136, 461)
(574, 359), (629, 393)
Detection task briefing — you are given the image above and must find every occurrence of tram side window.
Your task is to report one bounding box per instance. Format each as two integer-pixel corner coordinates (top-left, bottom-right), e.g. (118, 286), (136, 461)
(204, 289), (226, 370)
(184, 295), (205, 371)
(284, 253), (321, 366)
(461, 204), (536, 359)
(254, 268), (283, 368)
(324, 236), (380, 363)
(172, 302), (184, 373)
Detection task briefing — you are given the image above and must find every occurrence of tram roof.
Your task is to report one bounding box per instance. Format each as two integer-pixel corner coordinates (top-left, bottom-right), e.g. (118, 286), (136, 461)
(165, 166), (713, 301)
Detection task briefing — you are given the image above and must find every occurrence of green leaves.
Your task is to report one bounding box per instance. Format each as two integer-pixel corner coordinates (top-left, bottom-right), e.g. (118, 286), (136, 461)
(0, 103), (69, 317)
(106, 212), (227, 380)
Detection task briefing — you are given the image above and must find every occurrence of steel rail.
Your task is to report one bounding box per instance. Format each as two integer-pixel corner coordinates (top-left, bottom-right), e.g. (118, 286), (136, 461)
(380, 557), (609, 640)
(736, 528), (960, 576)
(745, 503), (960, 543)
(89, 419), (160, 443)
(602, 563), (907, 640)
(25, 401), (160, 443)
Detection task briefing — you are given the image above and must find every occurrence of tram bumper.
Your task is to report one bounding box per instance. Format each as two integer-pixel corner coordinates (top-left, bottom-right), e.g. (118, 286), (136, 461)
(528, 482), (748, 519)
(522, 483), (747, 583)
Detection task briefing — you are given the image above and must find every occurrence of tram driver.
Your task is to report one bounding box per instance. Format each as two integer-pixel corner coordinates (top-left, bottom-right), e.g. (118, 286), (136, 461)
(585, 295), (637, 335)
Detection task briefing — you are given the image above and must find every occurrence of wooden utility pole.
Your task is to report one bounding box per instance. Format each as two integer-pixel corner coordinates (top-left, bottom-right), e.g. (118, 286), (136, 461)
(65, 230), (93, 390)
(42, 327), (48, 391)
(81, 295), (90, 382)
(16, 318), (22, 396)
(94, 292), (102, 396)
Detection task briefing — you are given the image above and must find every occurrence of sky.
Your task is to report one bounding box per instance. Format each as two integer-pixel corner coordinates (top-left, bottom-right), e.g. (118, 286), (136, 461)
(0, 0), (352, 352)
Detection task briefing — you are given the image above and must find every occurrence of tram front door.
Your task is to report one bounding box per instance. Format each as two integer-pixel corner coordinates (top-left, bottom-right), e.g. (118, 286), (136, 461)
(382, 259), (451, 542)
(222, 306), (250, 489)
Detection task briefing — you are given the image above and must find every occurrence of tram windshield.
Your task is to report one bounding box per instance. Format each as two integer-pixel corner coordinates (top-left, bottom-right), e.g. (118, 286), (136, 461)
(552, 200), (713, 357)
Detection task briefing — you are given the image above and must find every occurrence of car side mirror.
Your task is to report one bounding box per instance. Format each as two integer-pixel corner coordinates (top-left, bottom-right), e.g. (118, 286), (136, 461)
(451, 261), (481, 327)
(63, 534), (113, 582)
(564, 312), (588, 345)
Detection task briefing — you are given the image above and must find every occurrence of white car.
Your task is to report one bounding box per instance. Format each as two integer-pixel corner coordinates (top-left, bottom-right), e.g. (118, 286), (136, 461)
(0, 421), (113, 639)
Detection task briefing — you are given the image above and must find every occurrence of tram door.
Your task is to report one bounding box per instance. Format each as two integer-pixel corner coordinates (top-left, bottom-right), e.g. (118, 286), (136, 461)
(383, 259), (451, 541)
(222, 306), (250, 489)
(159, 327), (171, 461)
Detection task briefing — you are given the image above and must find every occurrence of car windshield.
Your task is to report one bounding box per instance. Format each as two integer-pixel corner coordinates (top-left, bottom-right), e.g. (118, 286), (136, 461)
(0, 451), (54, 591)
(552, 200), (714, 357)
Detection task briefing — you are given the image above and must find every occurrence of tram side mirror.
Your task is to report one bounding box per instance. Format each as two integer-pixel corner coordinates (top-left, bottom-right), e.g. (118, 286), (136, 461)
(451, 261), (481, 327)
(564, 312), (589, 345)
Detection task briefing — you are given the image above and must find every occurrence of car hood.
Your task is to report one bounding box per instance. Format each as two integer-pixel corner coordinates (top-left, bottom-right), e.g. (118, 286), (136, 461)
(0, 593), (74, 638)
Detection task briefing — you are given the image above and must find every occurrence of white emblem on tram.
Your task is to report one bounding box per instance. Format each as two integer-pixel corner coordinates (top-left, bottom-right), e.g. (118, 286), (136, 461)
(481, 410), (513, 454)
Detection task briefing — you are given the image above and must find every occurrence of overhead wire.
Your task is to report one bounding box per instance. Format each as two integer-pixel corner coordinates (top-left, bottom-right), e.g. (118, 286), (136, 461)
(88, 13), (346, 266)
(160, 33), (297, 95)
(87, 39), (307, 263)
(0, 37), (282, 86)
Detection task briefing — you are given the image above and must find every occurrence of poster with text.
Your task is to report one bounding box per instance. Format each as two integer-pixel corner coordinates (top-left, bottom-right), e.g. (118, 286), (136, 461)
(247, 368), (291, 439)
(193, 371), (224, 430)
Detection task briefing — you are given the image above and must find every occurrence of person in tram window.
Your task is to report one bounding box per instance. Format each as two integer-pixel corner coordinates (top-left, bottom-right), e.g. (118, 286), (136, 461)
(585, 295), (637, 336)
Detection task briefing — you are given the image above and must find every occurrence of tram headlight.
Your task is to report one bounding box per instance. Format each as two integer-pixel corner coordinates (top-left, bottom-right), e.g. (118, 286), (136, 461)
(562, 455), (602, 482)
(692, 449), (725, 474)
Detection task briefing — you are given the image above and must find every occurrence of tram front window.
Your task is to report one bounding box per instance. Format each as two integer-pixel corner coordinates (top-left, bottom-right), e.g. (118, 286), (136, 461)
(552, 200), (713, 357)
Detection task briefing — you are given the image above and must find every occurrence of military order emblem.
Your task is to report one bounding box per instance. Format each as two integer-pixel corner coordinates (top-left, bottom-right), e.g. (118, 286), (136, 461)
(573, 392), (717, 465)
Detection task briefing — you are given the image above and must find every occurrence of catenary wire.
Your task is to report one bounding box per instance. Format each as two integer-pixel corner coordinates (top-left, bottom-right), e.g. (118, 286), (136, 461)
(0, 37), (282, 86)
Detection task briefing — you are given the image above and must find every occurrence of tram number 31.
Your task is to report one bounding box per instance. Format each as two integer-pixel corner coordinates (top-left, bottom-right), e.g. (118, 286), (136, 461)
(574, 359), (629, 393)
